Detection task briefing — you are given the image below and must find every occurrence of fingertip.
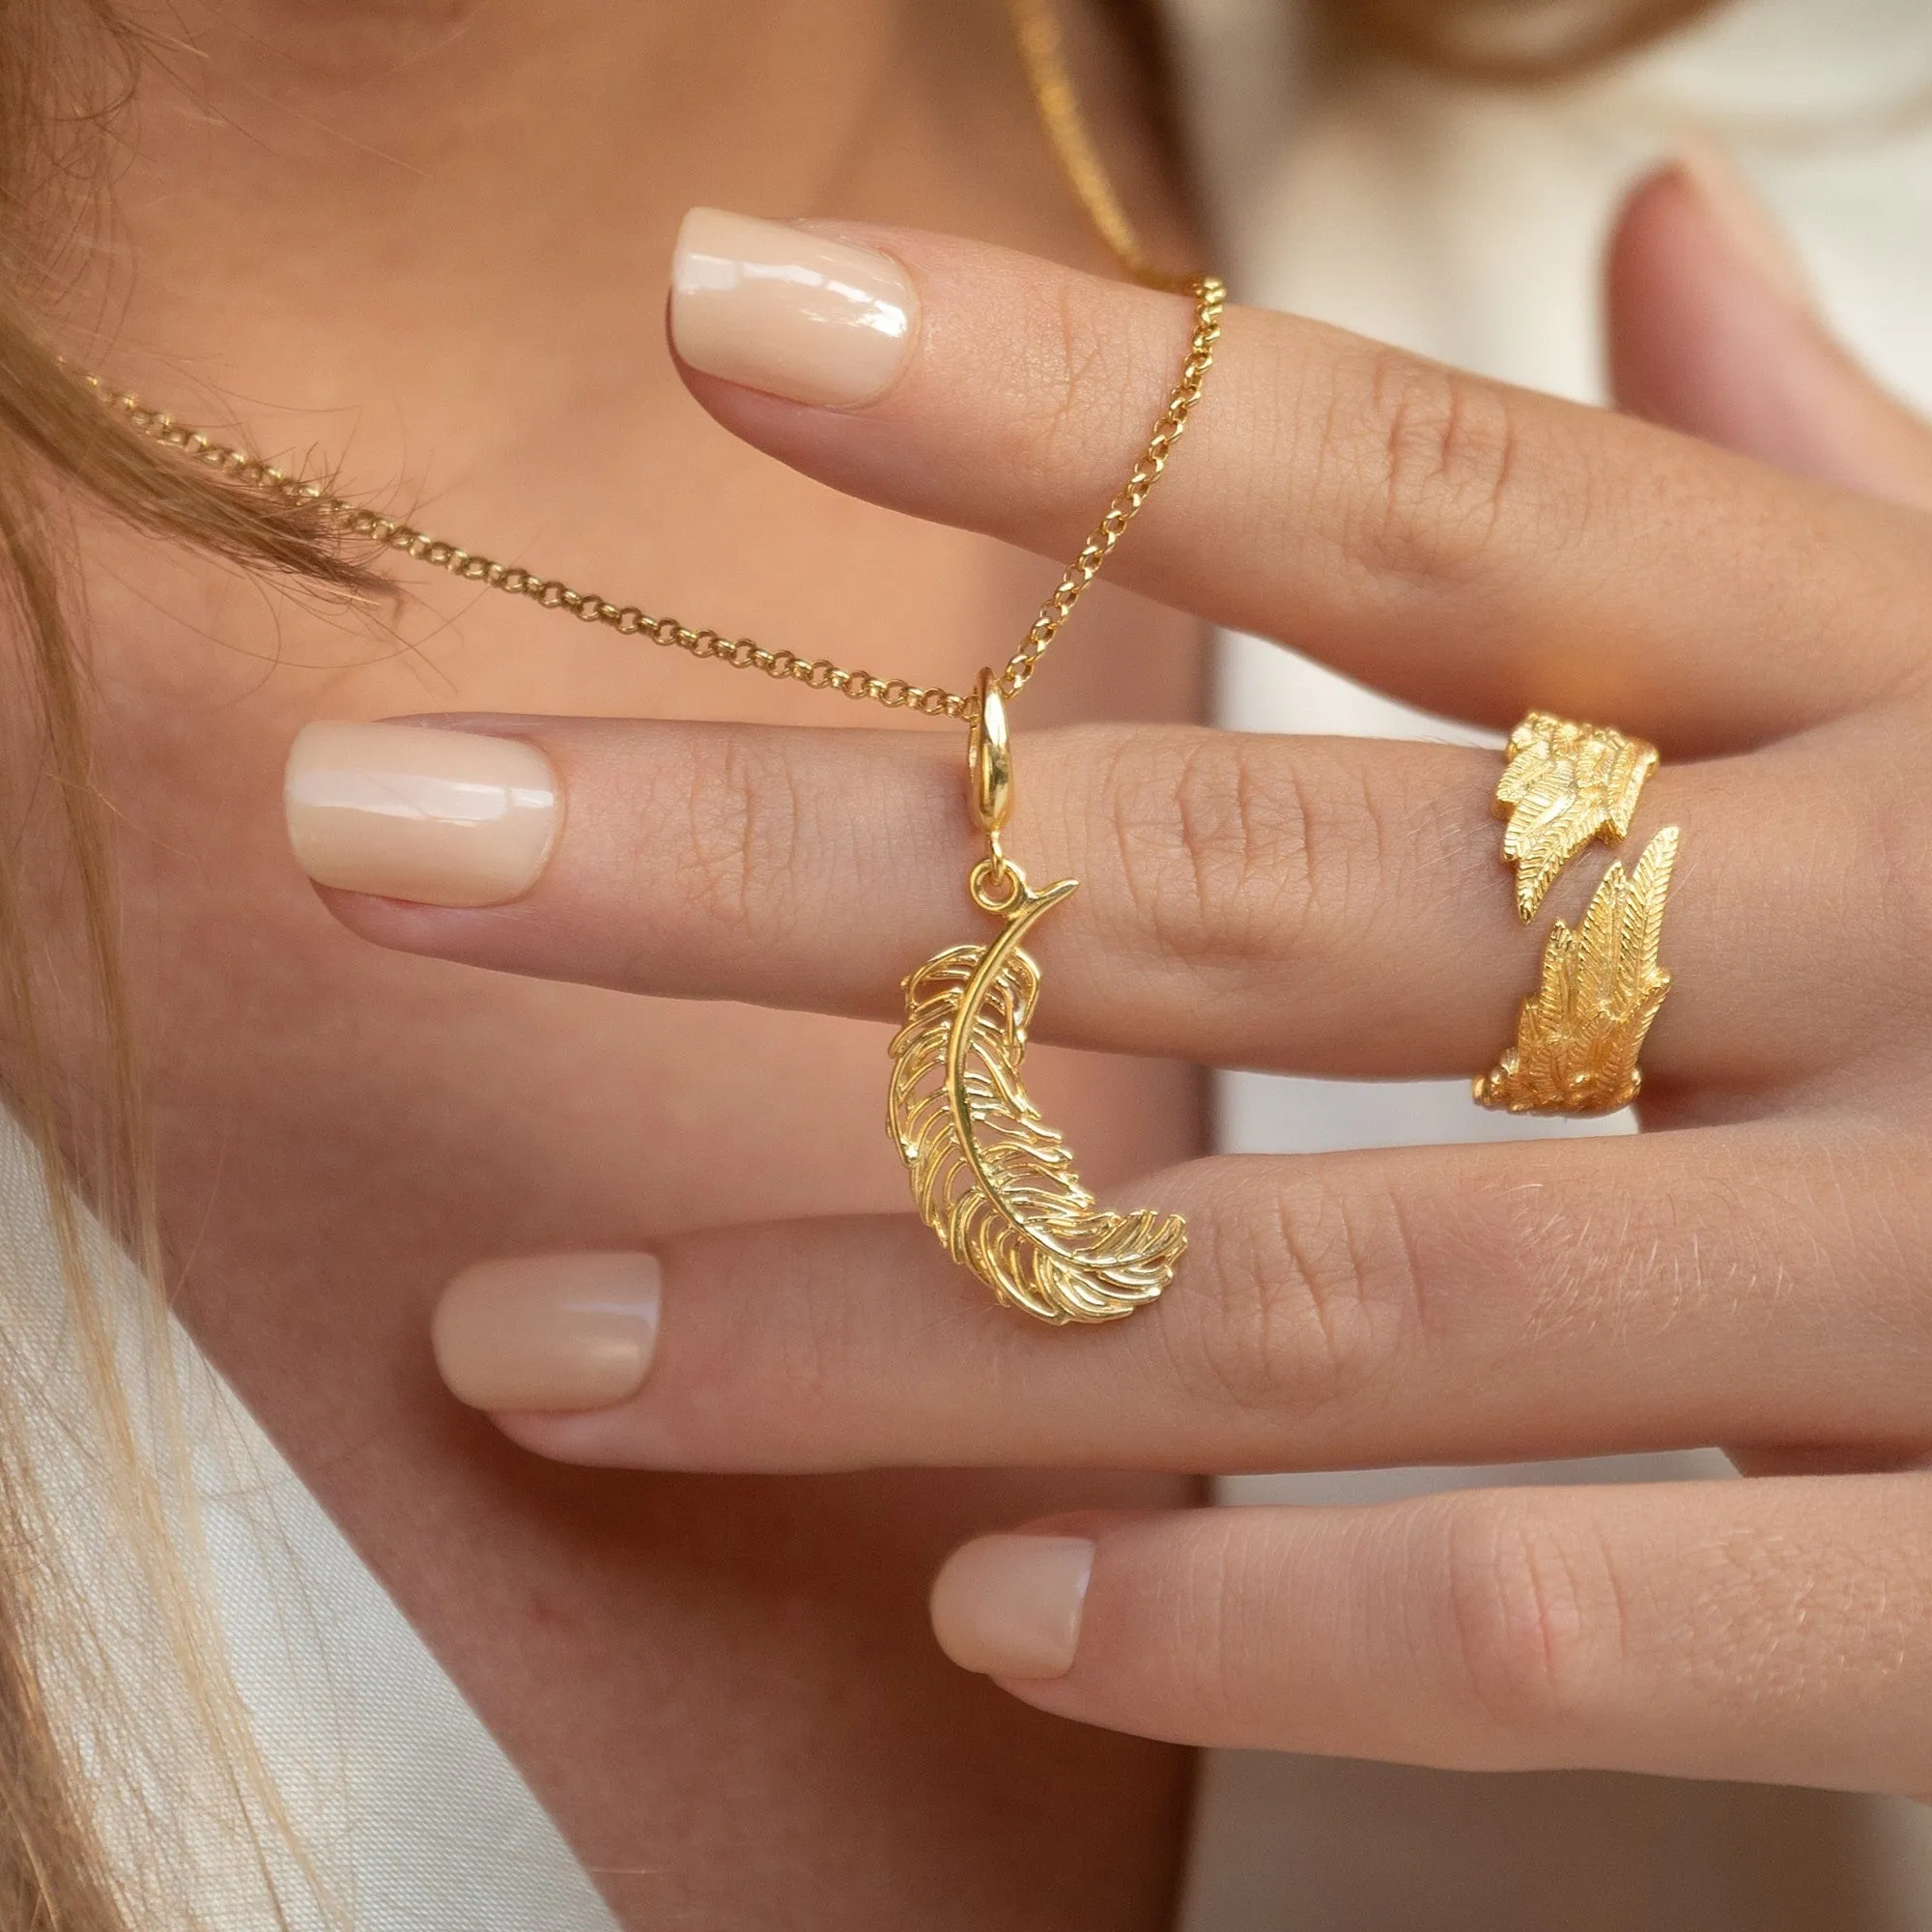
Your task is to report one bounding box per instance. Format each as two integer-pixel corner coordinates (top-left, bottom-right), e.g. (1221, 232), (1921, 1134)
(488, 1406), (653, 1465)
(1608, 155), (1932, 505)
(930, 1533), (1095, 1680)
(1606, 152), (1829, 455)
(1667, 136), (1815, 312)
(663, 220), (1204, 565)
(283, 719), (561, 909)
(668, 207), (921, 411)
(433, 1252), (662, 1414)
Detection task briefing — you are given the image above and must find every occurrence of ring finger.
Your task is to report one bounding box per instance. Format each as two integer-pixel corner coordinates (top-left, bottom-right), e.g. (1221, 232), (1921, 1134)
(436, 1119), (1932, 1477)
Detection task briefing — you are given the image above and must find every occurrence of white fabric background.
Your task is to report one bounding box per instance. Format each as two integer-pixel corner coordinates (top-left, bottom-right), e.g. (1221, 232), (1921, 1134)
(1159, 0), (1932, 1923)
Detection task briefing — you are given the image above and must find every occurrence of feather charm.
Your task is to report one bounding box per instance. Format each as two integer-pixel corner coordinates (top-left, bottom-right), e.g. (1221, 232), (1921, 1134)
(889, 875), (1186, 1323)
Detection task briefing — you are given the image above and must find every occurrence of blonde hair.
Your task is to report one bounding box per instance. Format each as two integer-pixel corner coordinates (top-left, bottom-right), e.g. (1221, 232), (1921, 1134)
(0, 0), (1723, 1922)
(0, 7), (372, 1925)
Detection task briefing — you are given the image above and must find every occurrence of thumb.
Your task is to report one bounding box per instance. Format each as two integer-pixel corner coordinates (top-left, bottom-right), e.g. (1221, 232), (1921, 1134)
(1606, 140), (1932, 511)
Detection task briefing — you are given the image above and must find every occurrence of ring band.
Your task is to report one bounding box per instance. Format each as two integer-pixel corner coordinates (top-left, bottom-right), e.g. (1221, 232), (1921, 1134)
(1476, 712), (1678, 1117)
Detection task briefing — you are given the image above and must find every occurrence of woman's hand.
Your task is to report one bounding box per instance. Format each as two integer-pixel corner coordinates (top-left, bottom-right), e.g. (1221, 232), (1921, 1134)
(287, 166), (1932, 1796)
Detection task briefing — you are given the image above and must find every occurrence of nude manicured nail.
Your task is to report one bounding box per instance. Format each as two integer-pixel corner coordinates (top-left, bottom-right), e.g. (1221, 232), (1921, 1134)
(1673, 136), (1814, 313)
(670, 206), (917, 407)
(929, 1535), (1094, 1680)
(285, 721), (558, 908)
(434, 1253), (662, 1412)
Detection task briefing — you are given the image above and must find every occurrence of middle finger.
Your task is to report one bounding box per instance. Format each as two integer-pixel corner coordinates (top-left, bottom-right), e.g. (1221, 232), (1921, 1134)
(305, 712), (1907, 1094)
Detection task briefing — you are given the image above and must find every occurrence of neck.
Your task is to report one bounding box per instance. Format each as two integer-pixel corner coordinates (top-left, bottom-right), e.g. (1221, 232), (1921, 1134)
(104, 0), (1171, 459)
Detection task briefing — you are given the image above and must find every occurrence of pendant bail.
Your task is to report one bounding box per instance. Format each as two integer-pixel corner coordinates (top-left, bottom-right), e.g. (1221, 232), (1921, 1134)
(967, 668), (1013, 838)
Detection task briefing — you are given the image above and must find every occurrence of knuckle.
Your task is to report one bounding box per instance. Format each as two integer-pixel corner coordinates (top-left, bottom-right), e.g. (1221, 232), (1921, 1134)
(1114, 1512), (1284, 1731)
(677, 732), (807, 939)
(1876, 813), (1932, 965)
(1173, 1170), (1415, 1414)
(1032, 281), (1113, 481)
(1338, 350), (1525, 589)
(1185, 1521), (1274, 1721)
(1089, 731), (1384, 983)
(1018, 283), (1172, 491)
(1433, 1495), (1623, 1743)
(1864, 753), (1932, 1003)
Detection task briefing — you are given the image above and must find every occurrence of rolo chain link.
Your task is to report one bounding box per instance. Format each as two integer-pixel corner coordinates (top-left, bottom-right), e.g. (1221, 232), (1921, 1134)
(84, 273), (1223, 722)
(997, 273), (1223, 705)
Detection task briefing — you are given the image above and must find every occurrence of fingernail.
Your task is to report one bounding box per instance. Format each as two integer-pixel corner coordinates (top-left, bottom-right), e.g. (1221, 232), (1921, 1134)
(285, 721), (559, 908)
(1672, 136), (1814, 313)
(670, 206), (917, 408)
(433, 1253), (662, 1412)
(929, 1534), (1094, 1680)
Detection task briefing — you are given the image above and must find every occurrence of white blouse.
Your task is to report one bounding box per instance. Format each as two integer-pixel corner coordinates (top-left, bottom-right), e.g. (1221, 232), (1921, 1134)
(0, 1097), (612, 1926)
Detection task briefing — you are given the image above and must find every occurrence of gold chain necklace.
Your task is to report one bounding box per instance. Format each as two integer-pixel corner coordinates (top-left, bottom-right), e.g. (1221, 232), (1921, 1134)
(89, 0), (1225, 1323)
(81, 277), (1221, 722)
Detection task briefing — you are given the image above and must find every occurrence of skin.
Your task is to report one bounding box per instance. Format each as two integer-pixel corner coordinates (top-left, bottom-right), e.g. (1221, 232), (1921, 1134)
(45, 2), (1207, 1926)
(343, 171), (1932, 1799)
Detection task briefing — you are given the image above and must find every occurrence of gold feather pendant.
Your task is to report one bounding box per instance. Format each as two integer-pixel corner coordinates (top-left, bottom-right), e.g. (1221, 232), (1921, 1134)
(887, 673), (1186, 1323)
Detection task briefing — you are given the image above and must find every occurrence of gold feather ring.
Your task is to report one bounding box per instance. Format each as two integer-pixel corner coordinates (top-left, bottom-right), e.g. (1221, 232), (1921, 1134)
(1476, 712), (1679, 1116)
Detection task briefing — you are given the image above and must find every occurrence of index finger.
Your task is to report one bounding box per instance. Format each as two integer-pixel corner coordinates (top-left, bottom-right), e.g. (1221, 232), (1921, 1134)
(672, 216), (1932, 751)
